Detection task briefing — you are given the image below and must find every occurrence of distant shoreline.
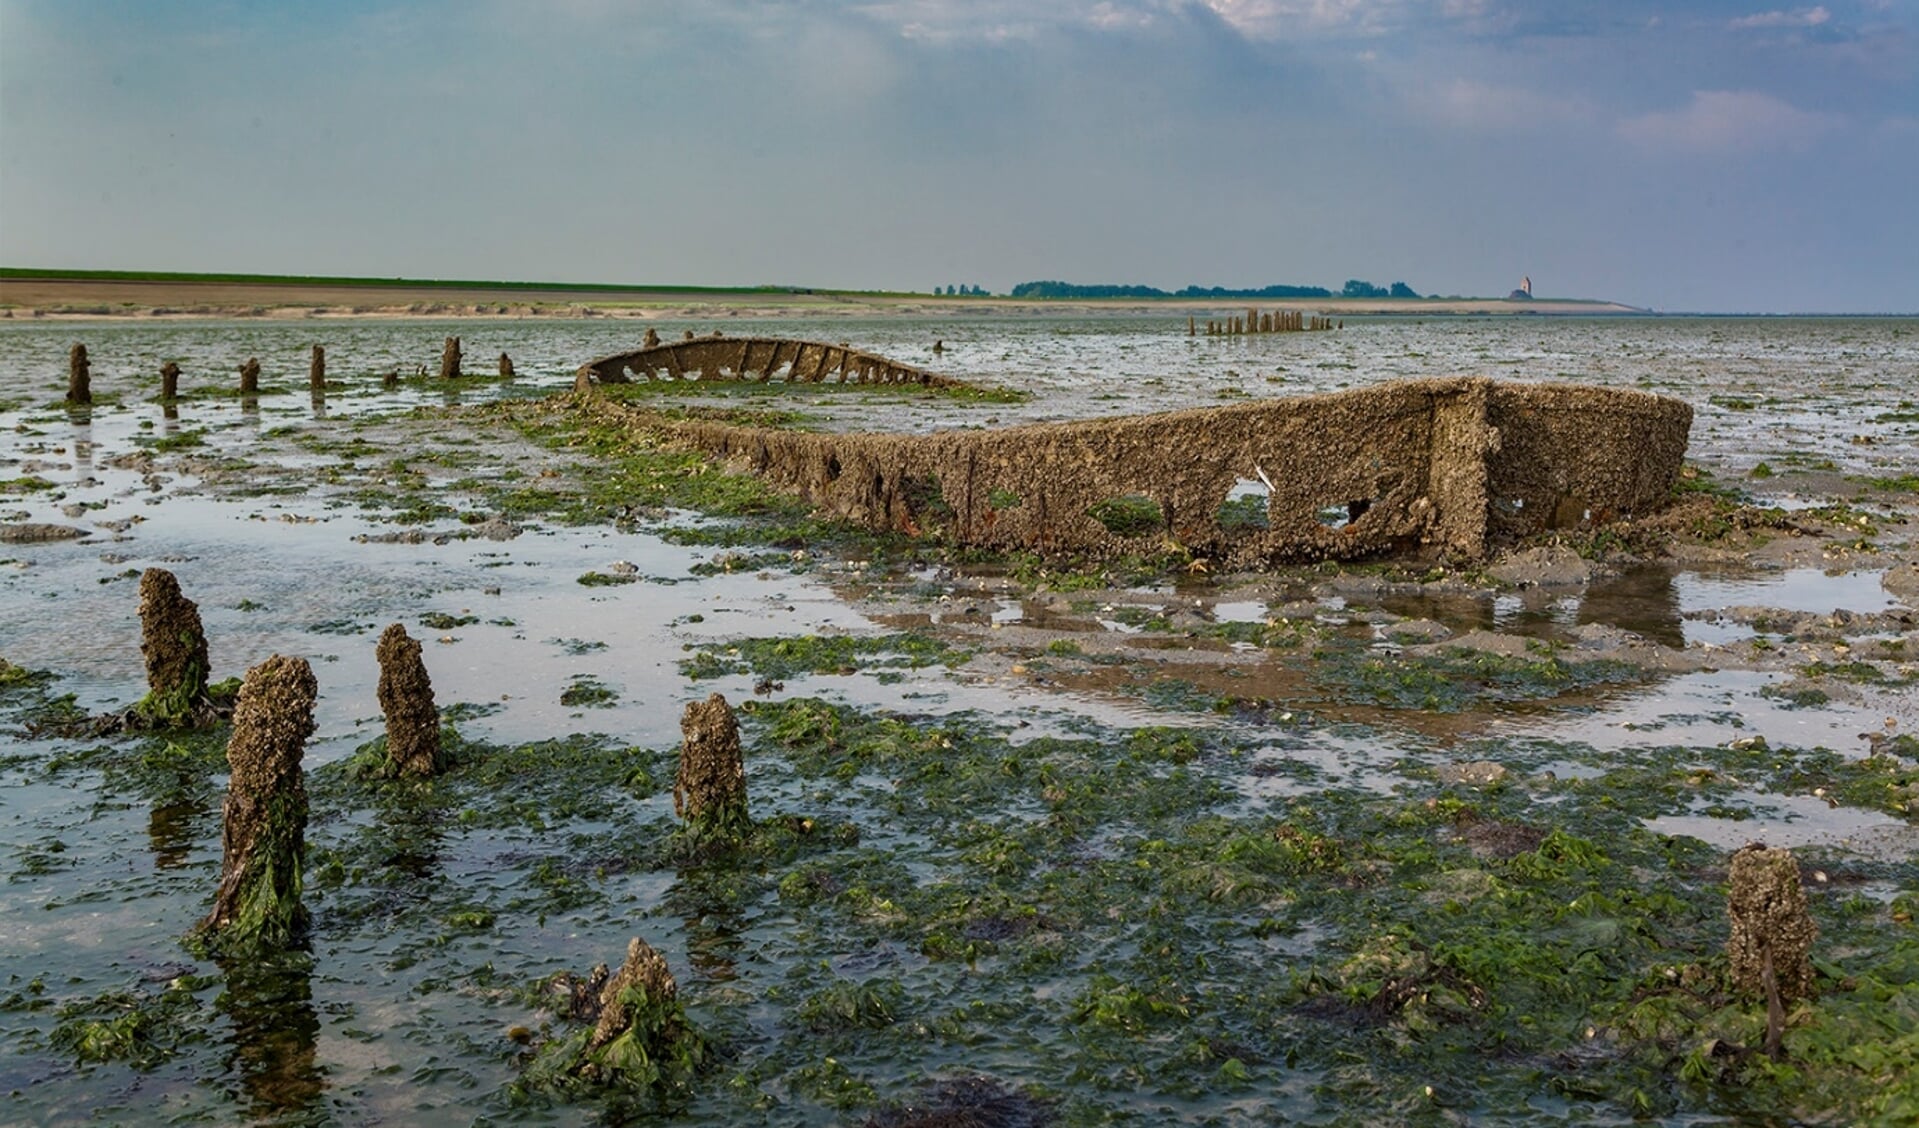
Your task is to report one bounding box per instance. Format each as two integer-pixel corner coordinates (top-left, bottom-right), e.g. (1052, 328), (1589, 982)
(0, 271), (1644, 321)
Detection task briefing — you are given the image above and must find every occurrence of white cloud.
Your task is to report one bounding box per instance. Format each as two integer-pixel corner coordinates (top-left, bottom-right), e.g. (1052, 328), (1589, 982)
(1617, 89), (1841, 153)
(1729, 6), (1832, 30)
(1193, 0), (1408, 39)
(1414, 77), (1594, 131)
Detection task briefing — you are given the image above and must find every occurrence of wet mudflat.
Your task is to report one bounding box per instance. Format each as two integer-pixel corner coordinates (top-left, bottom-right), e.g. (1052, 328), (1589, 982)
(1, 315), (1916, 1125)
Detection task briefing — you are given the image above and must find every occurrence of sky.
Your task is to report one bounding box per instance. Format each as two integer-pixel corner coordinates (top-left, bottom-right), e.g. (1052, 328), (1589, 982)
(1, 1), (1914, 312)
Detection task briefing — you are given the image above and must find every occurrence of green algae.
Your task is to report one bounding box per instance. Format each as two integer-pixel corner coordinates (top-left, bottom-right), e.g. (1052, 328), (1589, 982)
(1314, 643), (1646, 712)
(7, 651), (1916, 1123)
(681, 632), (966, 682)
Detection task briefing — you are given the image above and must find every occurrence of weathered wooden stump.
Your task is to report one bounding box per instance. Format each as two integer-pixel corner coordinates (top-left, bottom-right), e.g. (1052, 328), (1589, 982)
(239, 357), (261, 394)
(439, 336), (462, 380)
(309, 345), (326, 393)
(642, 328), (661, 348)
(498, 352), (514, 378)
(1728, 842), (1818, 1057)
(201, 655), (314, 948)
(134, 567), (214, 727)
(375, 623), (443, 777)
(160, 361), (181, 400)
(67, 343), (91, 405)
(538, 937), (705, 1093)
(674, 693), (748, 837)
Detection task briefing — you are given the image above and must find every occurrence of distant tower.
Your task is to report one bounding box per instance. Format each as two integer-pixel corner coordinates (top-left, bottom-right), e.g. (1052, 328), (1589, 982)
(1521, 275), (1533, 297)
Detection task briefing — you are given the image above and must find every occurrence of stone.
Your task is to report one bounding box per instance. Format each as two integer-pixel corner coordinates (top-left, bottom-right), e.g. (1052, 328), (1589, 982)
(375, 623), (443, 777)
(1435, 760), (1510, 786)
(67, 343), (91, 405)
(1489, 545), (1592, 588)
(1882, 561), (1919, 602)
(202, 655), (315, 948)
(0, 522), (88, 543)
(673, 693), (748, 833)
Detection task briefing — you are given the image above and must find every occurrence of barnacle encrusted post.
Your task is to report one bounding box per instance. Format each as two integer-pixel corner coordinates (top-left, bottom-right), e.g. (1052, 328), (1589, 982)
(134, 567), (214, 727)
(308, 344), (326, 394)
(673, 693), (749, 841)
(439, 336), (462, 380)
(375, 623), (444, 777)
(201, 655), (315, 948)
(1728, 842), (1817, 1057)
(67, 343), (91, 405)
(574, 938), (705, 1089)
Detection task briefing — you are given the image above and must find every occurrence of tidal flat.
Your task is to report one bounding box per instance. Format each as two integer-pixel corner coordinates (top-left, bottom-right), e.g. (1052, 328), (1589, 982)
(1, 314), (1916, 1125)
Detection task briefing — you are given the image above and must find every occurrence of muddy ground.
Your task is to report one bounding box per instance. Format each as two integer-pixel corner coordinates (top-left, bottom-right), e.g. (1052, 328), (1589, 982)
(2, 323), (1916, 1125)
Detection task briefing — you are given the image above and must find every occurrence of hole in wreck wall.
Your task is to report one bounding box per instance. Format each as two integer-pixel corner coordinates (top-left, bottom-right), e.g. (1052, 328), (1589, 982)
(825, 455), (842, 484)
(901, 475), (955, 521)
(1316, 498), (1373, 530)
(1217, 478), (1270, 531)
(1087, 495), (1165, 538)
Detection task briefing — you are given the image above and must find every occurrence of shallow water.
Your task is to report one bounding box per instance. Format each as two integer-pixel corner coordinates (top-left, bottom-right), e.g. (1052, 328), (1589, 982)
(2, 314), (1916, 1124)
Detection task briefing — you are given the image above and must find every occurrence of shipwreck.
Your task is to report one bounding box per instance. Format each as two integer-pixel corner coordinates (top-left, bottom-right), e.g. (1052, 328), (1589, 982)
(575, 338), (1692, 566)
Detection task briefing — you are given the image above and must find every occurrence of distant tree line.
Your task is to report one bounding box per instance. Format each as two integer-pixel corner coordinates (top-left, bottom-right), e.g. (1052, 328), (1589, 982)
(936, 284), (988, 296)
(1008, 280), (1422, 300)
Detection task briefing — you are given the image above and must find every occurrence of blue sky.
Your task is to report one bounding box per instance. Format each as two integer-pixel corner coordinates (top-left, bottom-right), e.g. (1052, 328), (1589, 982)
(1, 1), (1913, 311)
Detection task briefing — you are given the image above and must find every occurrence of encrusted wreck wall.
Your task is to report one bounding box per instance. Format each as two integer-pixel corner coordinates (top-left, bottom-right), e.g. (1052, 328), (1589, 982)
(578, 337), (962, 389)
(576, 373), (1691, 565)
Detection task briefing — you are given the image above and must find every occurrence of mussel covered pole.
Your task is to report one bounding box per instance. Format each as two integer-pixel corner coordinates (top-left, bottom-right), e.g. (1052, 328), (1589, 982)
(375, 623), (444, 777)
(67, 343), (91, 405)
(201, 655), (315, 948)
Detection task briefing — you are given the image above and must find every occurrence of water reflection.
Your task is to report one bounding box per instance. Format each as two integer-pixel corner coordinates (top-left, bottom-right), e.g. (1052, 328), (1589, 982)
(148, 799), (200, 869)
(217, 950), (325, 1120)
(1579, 565), (1684, 649)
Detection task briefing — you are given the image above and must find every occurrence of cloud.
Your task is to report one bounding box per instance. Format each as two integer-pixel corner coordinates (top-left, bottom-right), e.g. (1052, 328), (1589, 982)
(1729, 6), (1831, 31)
(1414, 77), (1594, 131)
(1192, 0), (1410, 39)
(1616, 89), (1841, 153)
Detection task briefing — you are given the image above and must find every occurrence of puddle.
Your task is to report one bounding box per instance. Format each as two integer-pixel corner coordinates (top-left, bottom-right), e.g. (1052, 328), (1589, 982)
(1648, 790), (1919, 859)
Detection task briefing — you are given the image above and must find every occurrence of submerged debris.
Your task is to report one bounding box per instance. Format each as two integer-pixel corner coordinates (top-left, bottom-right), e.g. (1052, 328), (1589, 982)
(864, 1075), (1054, 1128)
(673, 693), (749, 840)
(1727, 842), (1818, 1057)
(200, 655), (315, 949)
(374, 623), (444, 777)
